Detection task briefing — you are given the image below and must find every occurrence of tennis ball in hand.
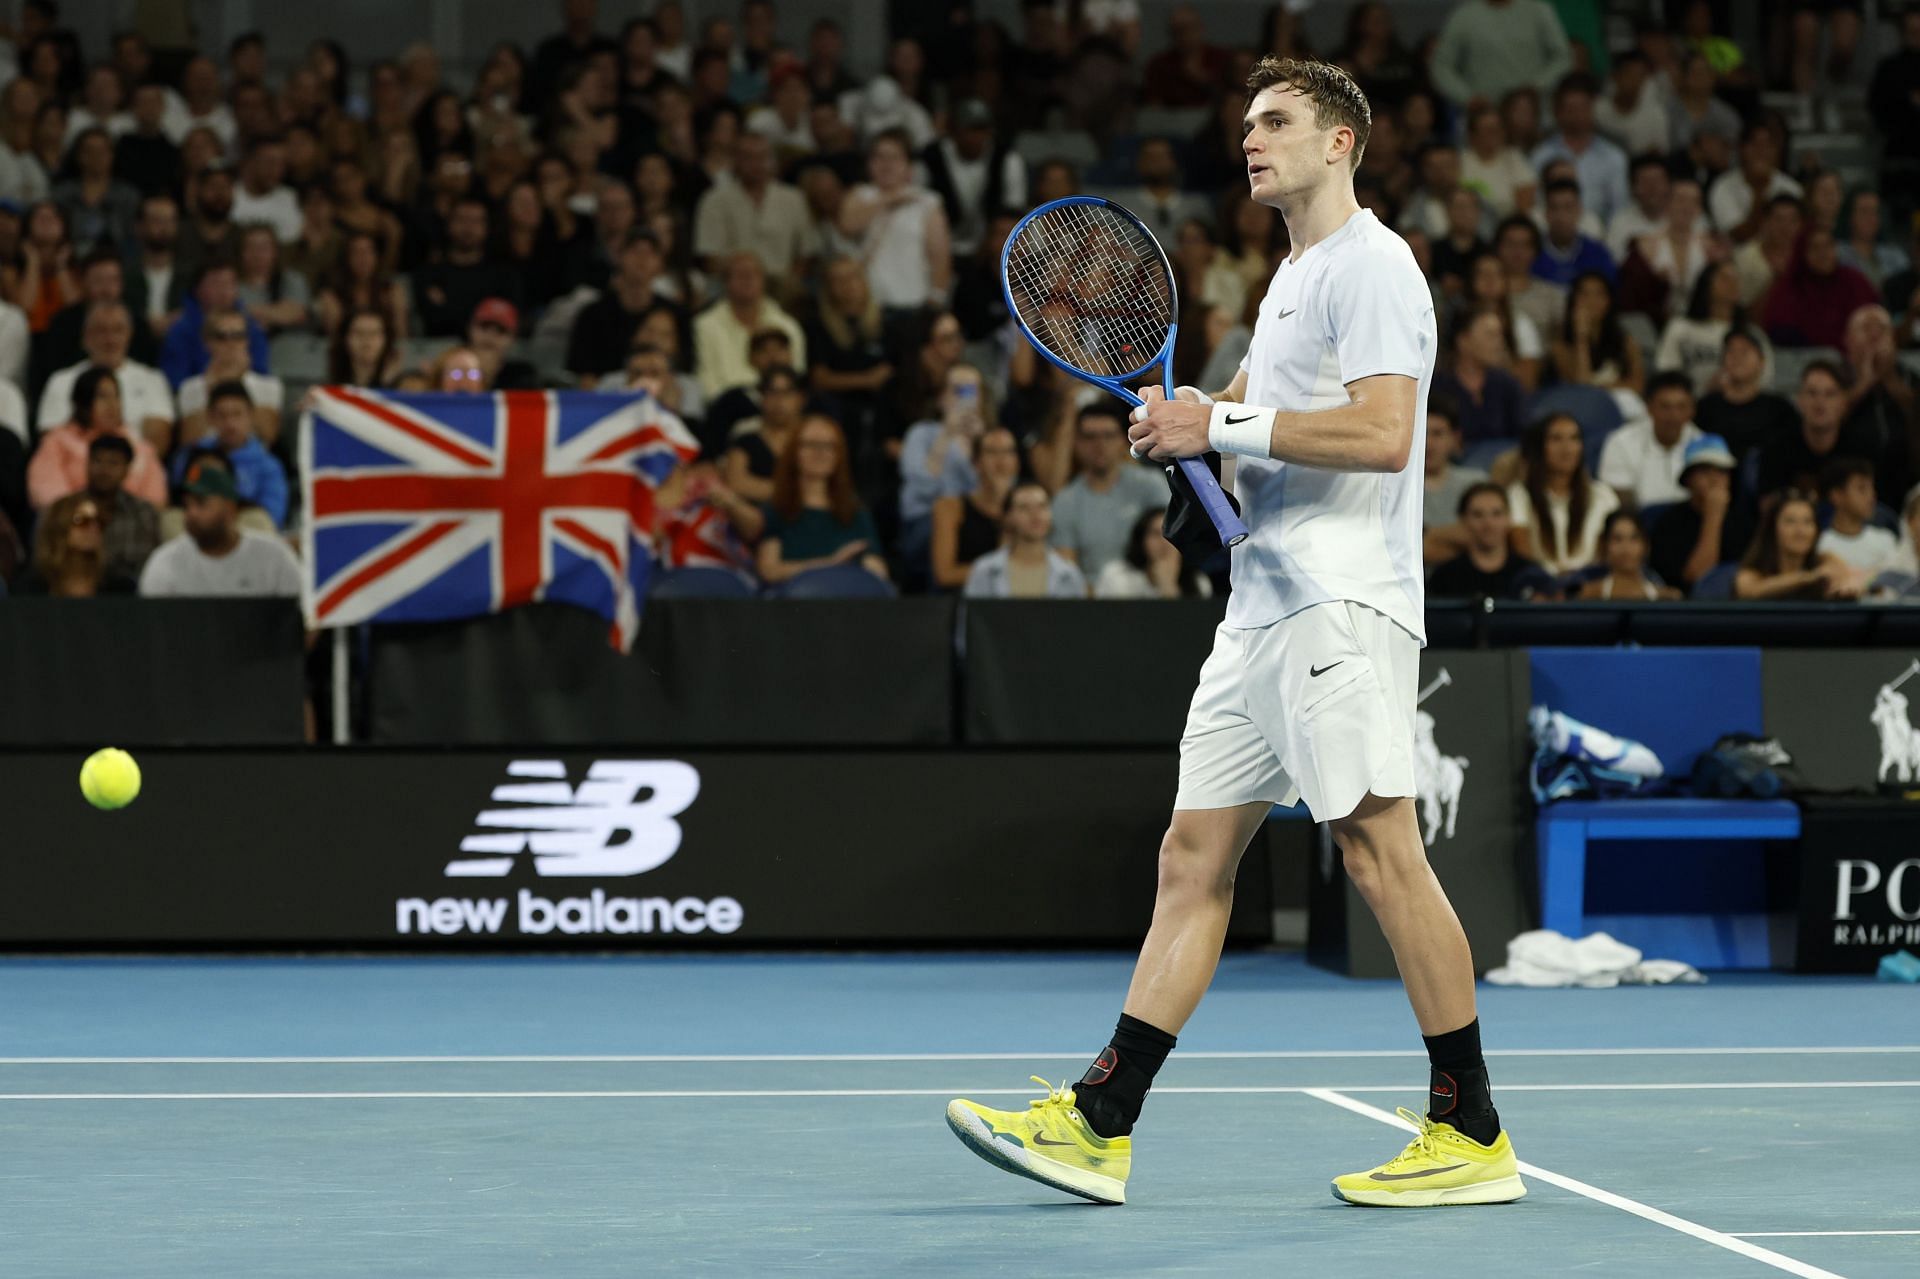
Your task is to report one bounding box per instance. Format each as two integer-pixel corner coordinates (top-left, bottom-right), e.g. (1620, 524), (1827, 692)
(80, 748), (142, 810)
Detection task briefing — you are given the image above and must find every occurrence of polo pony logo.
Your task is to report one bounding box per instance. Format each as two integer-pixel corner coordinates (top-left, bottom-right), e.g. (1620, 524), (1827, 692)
(1871, 660), (1920, 785)
(1413, 669), (1470, 843)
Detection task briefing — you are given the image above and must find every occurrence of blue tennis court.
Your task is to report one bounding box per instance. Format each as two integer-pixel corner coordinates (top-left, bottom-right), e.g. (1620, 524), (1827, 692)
(4, 952), (1914, 1277)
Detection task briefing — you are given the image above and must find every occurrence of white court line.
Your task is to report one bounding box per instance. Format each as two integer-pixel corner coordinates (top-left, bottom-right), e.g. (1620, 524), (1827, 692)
(0, 1046), (1915, 1065)
(0, 1081), (1915, 1101)
(1305, 1089), (1845, 1279)
(1732, 1231), (1920, 1238)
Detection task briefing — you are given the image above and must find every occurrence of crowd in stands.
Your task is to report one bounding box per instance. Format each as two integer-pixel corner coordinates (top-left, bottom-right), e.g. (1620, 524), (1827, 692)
(0, 0), (1918, 608)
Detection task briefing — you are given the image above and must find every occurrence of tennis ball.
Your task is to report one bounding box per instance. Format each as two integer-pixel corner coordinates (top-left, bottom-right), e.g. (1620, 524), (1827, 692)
(80, 748), (141, 810)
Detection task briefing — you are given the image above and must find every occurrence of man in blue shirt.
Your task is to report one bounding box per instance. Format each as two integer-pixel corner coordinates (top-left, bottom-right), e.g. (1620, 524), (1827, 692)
(1532, 178), (1616, 287)
(172, 379), (287, 528)
(1528, 72), (1629, 225)
(159, 257), (269, 388)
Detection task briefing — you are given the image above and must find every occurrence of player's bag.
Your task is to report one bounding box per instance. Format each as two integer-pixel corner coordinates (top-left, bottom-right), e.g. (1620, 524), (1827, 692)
(1163, 451), (1244, 562)
(1689, 733), (1800, 799)
(1528, 706), (1666, 803)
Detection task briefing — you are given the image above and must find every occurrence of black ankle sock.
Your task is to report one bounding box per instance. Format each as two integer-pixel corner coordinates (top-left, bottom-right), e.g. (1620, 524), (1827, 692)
(1072, 1013), (1176, 1138)
(1422, 1018), (1500, 1146)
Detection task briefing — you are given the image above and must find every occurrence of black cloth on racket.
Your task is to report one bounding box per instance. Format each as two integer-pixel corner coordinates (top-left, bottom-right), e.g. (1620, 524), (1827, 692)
(1162, 451), (1241, 563)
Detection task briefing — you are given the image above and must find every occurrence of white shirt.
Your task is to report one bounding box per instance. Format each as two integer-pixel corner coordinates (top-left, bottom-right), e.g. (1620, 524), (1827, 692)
(39, 358), (176, 432)
(1095, 558), (1213, 599)
(0, 298), (26, 387)
(139, 529), (301, 598)
(181, 105), (236, 153)
(1707, 169), (1803, 236)
(231, 183), (303, 243)
(1594, 89), (1671, 158)
(963, 545), (1088, 599)
(1818, 525), (1900, 575)
(143, 263), (176, 321)
(176, 369), (285, 421)
(1506, 480), (1621, 574)
(1231, 209), (1436, 642)
(1597, 420), (1701, 507)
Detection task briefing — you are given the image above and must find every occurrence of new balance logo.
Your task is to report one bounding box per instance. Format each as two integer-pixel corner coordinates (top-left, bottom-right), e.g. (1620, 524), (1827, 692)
(445, 760), (701, 877)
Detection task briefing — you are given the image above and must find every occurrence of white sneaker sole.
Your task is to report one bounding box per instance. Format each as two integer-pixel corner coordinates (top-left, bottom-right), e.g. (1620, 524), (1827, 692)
(1332, 1173), (1528, 1207)
(944, 1101), (1127, 1205)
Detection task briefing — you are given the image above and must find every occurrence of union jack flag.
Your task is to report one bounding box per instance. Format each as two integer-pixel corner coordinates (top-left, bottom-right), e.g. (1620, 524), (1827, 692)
(300, 389), (697, 652)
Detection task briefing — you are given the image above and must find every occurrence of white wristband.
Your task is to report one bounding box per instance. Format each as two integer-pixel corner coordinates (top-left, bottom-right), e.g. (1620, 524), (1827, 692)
(1208, 402), (1276, 459)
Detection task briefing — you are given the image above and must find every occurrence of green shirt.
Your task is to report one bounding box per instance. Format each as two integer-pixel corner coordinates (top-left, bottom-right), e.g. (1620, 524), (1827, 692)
(761, 502), (879, 562)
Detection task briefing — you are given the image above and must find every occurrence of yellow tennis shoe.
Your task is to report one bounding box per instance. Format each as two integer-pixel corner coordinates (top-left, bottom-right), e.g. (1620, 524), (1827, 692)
(1331, 1108), (1526, 1207)
(945, 1077), (1131, 1204)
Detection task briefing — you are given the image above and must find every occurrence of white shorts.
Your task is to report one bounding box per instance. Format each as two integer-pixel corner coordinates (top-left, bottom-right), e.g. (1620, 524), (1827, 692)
(1174, 600), (1419, 821)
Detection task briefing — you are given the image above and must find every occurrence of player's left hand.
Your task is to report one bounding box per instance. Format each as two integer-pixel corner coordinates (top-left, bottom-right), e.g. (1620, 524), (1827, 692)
(1128, 398), (1211, 461)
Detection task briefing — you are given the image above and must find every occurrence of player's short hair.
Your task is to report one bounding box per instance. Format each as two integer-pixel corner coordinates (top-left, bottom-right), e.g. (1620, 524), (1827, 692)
(1458, 481), (1509, 518)
(1245, 56), (1371, 171)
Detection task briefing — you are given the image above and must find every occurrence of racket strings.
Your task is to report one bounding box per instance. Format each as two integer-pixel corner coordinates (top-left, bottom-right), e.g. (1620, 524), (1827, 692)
(1004, 203), (1175, 380)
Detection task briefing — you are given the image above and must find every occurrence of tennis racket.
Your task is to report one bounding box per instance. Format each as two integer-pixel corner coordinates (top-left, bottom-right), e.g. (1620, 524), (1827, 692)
(1000, 195), (1248, 548)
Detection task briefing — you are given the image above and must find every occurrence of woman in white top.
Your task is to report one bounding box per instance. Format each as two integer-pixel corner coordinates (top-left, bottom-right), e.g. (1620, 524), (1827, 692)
(1575, 511), (1681, 600)
(1095, 508), (1214, 599)
(1630, 177), (1714, 320)
(1460, 105), (1536, 217)
(1655, 260), (1771, 396)
(837, 128), (950, 316)
(1507, 413), (1621, 576)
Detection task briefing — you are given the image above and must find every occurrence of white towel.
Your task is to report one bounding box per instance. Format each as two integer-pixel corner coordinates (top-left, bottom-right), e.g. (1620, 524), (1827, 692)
(1486, 929), (1704, 987)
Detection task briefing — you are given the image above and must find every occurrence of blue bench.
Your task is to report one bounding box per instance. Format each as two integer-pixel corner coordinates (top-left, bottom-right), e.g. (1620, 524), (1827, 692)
(1537, 799), (1801, 968)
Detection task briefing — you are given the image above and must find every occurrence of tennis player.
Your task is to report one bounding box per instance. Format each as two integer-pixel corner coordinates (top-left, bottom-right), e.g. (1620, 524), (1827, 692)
(947, 57), (1524, 1208)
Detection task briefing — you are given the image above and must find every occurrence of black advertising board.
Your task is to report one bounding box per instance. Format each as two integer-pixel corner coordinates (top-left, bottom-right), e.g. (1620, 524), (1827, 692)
(1762, 651), (1920, 795)
(1309, 650), (1534, 978)
(0, 749), (1270, 947)
(1793, 796), (1920, 973)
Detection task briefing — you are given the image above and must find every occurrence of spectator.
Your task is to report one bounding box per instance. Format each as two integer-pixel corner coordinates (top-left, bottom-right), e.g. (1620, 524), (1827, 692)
(138, 454), (301, 598)
(1836, 190), (1909, 294)
(1868, 12), (1920, 217)
(1095, 506), (1210, 599)
(1048, 404), (1165, 582)
(1428, 0), (1572, 111)
(284, 185), (341, 302)
(173, 380), (287, 528)
(756, 413), (888, 585)
(1667, 51), (1743, 157)
(1732, 194), (1802, 308)
(33, 248), (156, 396)
(1508, 412), (1621, 574)
(1784, 0), (1861, 95)
(0, 80), (49, 204)
(235, 225), (311, 337)
(1173, 218), (1248, 320)
(230, 135), (300, 244)
(27, 365), (166, 511)
(1530, 75), (1629, 226)
(40, 301), (173, 452)
(430, 346), (487, 394)
(177, 310), (284, 450)
(51, 127), (139, 257)
(1606, 155), (1678, 264)
(1695, 327), (1798, 466)
(722, 363), (806, 505)
(1709, 122), (1803, 246)
(1573, 509), (1680, 599)
(693, 252), (806, 400)
(808, 255), (892, 418)
(1656, 262), (1767, 397)
(1335, 3), (1424, 113)
(128, 194), (181, 338)
(1594, 52), (1669, 158)
(10, 200), (79, 333)
(74, 433), (158, 586)
(494, 174), (575, 313)
(327, 306), (401, 389)
(160, 258), (270, 388)
(965, 479), (1088, 598)
(112, 85), (179, 199)
(411, 198), (513, 338)
(1111, 136), (1211, 247)
(930, 425), (1021, 591)
(1803, 169), (1844, 239)
(1620, 176), (1712, 325)
(1840, 304), (1919, 498)
(465, 298), (539, 391)
(529, 0), (618, 109)
(1756, 361), (1871, 494)
(746, 63), (817, 166)
(1648, 434), (1755, 592)
(1734, 489), (1861, 600)
(652, 458), (764, 577)
(1533, 179), (1615, 287)
(566, 230), (677, 387)
(691, 131), (811, 291)
(1551, 271), (1645, 395)
(173, 162), (241, 292)
(1139, 4), (1230, 109)
(923, 99), (1025, 260)
(1891, 486), (1920, 579)
(704, 328), (797, 449)
(1427, 482), (1551, 600)
(17, 492), (128, 595)
(1815, 456), (1900, 577)
(1495, 214), (1566, 338)
(1460, 106), (1536, 219)
(1761, 229), (1880, 350)
(1431, 191), (1490, 303)
(176, 55), (234, 151)
(1599, 371), (1703, 509)
(1421, 395), (1491, 559)
(1399, 143), (1464, 243)
(899, 362), (992, 568)
(1432, 304), (1527, 448)
(837, 128), (950, 322)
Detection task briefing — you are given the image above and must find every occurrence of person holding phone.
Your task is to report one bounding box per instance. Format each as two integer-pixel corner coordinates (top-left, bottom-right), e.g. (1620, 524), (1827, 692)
(897, 362), (992, 577)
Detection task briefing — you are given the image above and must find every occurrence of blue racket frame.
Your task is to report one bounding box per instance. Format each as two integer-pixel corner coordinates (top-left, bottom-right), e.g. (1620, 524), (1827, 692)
(1000, 195), (1248, 548)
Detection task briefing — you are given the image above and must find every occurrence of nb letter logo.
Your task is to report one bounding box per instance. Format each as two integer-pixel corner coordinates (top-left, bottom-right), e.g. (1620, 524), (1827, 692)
(447, 760), (701, 878)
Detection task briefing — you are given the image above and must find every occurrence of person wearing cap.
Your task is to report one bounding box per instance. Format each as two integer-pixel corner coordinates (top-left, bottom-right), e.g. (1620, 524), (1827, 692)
(1597, 369), (1702, 509)
(27, 364), (167, 512)
(922, 98), (1027, 260)
(1693, 326), (1798, 467)
(1647, 433), (1755, 592)
(139, 452), (300, 598)
(467, 298), (542, 391)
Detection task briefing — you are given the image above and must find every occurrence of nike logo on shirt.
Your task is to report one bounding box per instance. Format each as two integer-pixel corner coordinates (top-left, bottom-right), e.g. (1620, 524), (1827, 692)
(1275, 308), (1295, 319)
